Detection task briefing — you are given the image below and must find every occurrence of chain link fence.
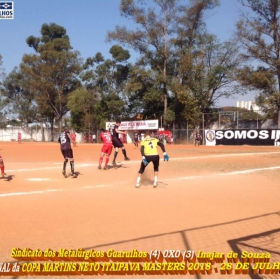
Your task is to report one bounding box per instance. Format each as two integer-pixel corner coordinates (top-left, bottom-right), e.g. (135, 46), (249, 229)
(171, 111), (278, 144)
(0, 111), (278, 143)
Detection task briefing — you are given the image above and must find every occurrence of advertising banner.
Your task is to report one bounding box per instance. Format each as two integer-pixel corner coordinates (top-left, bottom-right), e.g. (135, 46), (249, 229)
(215, 129), (280, 146)
(106, 120), (158, 131)
(205, 130), (216, 146)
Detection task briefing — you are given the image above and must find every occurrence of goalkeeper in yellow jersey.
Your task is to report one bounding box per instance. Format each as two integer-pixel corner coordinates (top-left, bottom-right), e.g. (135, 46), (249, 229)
(135, 131), (170, 188)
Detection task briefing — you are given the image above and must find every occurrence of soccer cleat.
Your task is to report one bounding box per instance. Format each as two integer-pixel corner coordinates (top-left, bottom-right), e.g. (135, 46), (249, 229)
(124, 157), (130, 161)
(153, 182), (158, 188)
(103, 166), (109, 170)
(70, 171), (76, 177)
(98, 165), (102, 170)
(62, 170), (67, 178)
(135, 183), (140, 188)
(2, 173), (7, 178)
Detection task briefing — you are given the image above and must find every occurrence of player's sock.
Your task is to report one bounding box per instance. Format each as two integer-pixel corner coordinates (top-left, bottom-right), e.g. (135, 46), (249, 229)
(63, 160), (67, 171)
(99, 157), (103, 166)
(1, 166), (4, 175)
(70, 161), (74, 173)
(154, 176), (158, 185)
(105, 157), (109, 167)
(135, 176), (141, 187)
(113, 151), (118, 162)
(122, 149), (127, 157)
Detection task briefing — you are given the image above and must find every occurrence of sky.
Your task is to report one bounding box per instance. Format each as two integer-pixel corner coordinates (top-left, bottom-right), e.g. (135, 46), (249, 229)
(0, 0), (253, 107)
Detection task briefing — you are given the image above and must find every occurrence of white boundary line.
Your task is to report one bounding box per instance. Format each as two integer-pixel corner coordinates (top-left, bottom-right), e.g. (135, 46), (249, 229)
(5, 151), (280, 172)
(1, 165), (280, 198)
(27, 178), (50, 181)
(171, 165), (280, 181)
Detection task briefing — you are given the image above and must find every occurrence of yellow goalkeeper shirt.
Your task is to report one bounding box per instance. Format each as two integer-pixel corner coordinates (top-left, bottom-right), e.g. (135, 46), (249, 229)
(141, 137), (159, 156)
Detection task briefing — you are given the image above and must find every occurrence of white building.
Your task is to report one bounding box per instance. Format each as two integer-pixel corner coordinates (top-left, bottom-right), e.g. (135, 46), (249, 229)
(236, 101), (260, 112)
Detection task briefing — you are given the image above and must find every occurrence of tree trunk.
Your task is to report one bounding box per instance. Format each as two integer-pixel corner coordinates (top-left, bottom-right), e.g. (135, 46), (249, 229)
(41, 122), (45, 142)
(50, 118), (54, 142)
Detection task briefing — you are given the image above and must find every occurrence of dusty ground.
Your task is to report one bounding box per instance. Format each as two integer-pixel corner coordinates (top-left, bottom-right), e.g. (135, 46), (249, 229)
(0, 142), (279, 279)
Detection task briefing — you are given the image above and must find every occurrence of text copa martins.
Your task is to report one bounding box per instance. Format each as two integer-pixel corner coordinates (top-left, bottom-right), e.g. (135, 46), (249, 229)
(215, 130), (280, 140)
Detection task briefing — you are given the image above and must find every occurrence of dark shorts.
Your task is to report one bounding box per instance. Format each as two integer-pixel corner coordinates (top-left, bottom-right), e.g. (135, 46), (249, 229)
(61, 149), (73, 159)
(139, 155), (160, 174)
(134, 138), (139, 142)
(112, 138), (124, 148)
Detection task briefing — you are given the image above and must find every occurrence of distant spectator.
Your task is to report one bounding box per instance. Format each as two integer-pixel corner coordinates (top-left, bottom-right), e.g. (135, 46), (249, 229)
(17, 131), (22, 144)
(194, 130), (202, 146)
(168, 134), (172, 145)
(159, 134), (164, 143)
(71, 131), (77, 147)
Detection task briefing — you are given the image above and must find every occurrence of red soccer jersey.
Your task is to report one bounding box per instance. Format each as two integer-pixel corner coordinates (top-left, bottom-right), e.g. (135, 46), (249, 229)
(100, 132), (112, 144)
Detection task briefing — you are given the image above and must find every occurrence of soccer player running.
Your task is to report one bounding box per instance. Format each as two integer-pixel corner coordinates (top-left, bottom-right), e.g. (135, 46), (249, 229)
(111, 120), (130, 166)
(98, 129), (113, 170)
(135, 131), (170, 188)
(58, 126), (76, 178)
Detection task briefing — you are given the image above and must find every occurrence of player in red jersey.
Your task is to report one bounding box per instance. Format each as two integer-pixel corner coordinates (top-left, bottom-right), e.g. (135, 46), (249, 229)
(0, 155), (6, 177)
(71, 131), (77, 147)
(98, 129), (113, 170)
(18, 131), (22, 144)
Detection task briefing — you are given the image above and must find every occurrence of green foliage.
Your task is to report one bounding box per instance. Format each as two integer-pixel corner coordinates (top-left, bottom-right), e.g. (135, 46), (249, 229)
(1, 67), (40, 123)
(20, 23), (83, 140)
(69, 45), (131, 132)
(236, 0), (280, 121)
(110, 45), (130, 61)
(107, 0), (242, 129)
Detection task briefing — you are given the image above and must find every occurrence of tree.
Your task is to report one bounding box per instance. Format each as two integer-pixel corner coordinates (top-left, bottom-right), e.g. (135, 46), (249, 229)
(70, 45), (130, 131)
(20, 23), (82, 141)
(124, 65), (165, 120)
(0, 55), (8, 126)
(2, 67), (40, 124)
(107, 0), (221, 126)
(67, 88), (98, 132)
(236, 0), (280, 121)
(172, 34), (241, 127)
(0, 55), (5, 85)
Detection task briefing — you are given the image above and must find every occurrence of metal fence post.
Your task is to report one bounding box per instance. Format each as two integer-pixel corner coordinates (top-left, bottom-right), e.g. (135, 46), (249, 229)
(202, 113), (205, 145)
(187, 122), (189, 144)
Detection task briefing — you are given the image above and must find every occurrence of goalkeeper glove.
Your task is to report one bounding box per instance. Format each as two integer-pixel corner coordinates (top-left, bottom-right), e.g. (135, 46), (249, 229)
(163, 152), (170, 161)
(142, 156), (148, 165)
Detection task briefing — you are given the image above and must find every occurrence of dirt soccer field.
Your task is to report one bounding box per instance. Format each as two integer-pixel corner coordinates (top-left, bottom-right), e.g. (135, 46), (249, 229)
(0, 142), (280, 279)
